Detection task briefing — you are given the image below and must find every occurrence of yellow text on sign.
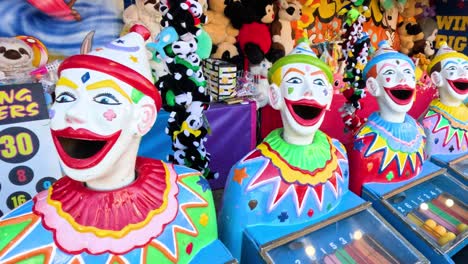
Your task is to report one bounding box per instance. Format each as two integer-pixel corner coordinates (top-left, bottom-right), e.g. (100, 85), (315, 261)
(0, 133), (34, 159)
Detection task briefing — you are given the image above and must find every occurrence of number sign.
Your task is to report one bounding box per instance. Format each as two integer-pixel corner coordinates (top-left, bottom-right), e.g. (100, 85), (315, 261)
(0, 83), (61, 217)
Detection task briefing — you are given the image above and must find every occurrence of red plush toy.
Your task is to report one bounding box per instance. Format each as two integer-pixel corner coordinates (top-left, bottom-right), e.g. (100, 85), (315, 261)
(237, 22), (272, 70)
(225, 0), (275, 71)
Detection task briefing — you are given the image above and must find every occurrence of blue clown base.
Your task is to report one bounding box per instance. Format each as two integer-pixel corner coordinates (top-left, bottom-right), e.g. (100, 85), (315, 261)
(219, 129), (427, 263)
(0, 162), (235, 264)
(431, 153), (468, 183)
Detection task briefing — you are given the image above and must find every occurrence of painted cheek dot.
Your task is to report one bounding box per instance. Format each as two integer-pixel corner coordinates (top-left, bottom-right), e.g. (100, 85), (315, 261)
(103, 109), (117, 121)
(288, 87), (294, 94)
(386, 78), (390, 82)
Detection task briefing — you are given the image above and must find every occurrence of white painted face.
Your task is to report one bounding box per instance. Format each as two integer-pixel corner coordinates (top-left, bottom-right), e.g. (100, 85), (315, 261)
(50, 69), (152, 182)
(435, 58), (468, 102)
(272, 63), (333, 138)
(373, 58), (416, 113)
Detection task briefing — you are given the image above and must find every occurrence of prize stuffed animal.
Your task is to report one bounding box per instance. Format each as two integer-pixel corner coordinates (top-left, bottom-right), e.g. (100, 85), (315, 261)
(0, 37), (35, 81)
(225, 0), (276, 71)
(122, 0), (163, 39)
(203, 0), (239, 60)
(397, 0), (426, 55)
(151, 0), (215, 178)
(249, 57), (272, 108)
(412, 17), (438, 57)
(270, 0), (302, 62)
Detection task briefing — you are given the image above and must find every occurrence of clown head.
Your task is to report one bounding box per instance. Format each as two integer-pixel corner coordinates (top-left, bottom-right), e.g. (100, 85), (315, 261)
(427, 42), (468, 106)
(363, 41), (416, 123)
(268, 42), (333, 145)
(50, 25), (161, 190)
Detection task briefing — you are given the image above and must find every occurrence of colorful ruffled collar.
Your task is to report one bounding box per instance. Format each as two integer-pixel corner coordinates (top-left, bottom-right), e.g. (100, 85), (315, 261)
(34, 158), (178, 238)
(258, 129), (339, 186)
(428, 99), (468, 130)
(360, 112), (425, 153)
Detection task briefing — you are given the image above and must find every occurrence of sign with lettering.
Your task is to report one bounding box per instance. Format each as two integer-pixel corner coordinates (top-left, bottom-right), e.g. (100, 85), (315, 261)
(435, 0), (468, 55)
(0, 83), (61, 217)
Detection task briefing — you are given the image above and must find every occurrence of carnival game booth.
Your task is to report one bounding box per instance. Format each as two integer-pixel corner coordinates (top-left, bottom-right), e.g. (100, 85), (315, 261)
(420, 44), (468, 185)
(362, 162), (467, 263)
(0, 17), (236, 263)
(218, 42), (428, 264)
(347, 40), (468, 263)
(431, 153), (468, 183)
(235, 190), (430, 264)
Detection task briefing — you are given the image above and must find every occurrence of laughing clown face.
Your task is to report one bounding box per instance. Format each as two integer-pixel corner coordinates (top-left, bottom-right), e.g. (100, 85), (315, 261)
(364, 41), (416, 116)
(268, 42), (333, 144)
(50, 26), (161, 184)
(427, 42), (468, 105)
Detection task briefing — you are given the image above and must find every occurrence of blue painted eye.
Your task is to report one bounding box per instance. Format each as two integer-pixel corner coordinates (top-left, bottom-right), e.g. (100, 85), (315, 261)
(313, 79), (325, 86)
(383, 69), (395, 75)
(93, 93), (121, 105)
(403, 69), (412, 74)
(286, 77), (302, 84)
(56, 92), (76, 103)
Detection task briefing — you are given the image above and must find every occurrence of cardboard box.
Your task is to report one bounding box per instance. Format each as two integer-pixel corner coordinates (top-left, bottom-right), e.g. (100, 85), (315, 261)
(203, 59), (237, 101)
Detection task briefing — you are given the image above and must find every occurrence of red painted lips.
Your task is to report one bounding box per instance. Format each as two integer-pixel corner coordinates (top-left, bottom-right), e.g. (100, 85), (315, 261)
(51, 128), (121, 169)
(285, 98), (326, 126)
(384, 85), (415, 105)
(448, 79), (468, 95)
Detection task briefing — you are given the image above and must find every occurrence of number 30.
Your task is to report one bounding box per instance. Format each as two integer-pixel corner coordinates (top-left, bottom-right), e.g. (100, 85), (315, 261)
(0, 133), (34, 159)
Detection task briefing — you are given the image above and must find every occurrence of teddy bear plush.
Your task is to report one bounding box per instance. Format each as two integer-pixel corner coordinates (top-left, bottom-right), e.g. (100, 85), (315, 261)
(396, 0), (426, 55)
(270, 0), (302, 62)
(122, 0), (163, 40)
(203, 0), (238, 54)
(210, 42), (242, 69)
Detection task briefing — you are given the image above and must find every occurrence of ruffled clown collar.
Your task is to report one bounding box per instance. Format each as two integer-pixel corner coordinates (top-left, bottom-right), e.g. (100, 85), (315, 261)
(33, 157), (179, 254)
(258, 129), (340, 186)
(428, 99), (468, 130)
(359, 112), (425, 153)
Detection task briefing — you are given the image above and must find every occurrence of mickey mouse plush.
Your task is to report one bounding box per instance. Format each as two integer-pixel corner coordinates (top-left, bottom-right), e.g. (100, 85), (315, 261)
(225, 0), (276, 71)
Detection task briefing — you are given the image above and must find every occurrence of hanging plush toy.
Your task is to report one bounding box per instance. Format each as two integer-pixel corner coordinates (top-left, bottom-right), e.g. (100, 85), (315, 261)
(149, 0), (215, 178)
(339, 8), (370, 134)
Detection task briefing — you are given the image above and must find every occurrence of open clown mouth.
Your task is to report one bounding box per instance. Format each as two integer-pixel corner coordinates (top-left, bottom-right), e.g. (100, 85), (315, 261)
(384, 85), (415, 105)
(447, 79), (468, 95)
(285, 98), (326, 127)
(51, 128), (121, 169)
